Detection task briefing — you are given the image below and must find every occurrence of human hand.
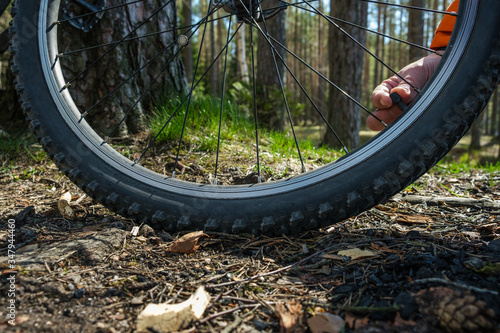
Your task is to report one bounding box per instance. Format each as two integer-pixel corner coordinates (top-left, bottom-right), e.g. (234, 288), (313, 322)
(367, 53), (442, 131)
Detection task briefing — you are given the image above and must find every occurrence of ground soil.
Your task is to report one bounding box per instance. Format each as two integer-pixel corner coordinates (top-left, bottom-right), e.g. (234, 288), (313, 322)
(0, 152), (499, 333)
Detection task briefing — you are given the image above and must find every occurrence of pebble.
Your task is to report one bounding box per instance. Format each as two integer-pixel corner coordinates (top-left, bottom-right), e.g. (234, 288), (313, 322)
(130, 297), (144, 305)
(72, 288), (86, 299)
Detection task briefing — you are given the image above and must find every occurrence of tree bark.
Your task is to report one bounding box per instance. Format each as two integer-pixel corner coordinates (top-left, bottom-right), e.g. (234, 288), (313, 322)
(408, 0), (425, 62)
(323, 0), (367, 149)
(60, 0), (188, 137)
(236, 24), (249, 83)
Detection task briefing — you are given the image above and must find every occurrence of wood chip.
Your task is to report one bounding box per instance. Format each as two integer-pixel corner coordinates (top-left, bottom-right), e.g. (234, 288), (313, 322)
(57, 191), (75, 220)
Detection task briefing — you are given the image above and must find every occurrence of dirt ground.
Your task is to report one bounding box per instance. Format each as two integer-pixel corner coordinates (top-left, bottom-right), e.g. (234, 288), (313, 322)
(0, 155), (499, 333)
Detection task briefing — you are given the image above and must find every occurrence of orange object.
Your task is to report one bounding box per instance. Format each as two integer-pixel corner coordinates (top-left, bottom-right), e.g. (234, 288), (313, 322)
(430, 0), (459, 50)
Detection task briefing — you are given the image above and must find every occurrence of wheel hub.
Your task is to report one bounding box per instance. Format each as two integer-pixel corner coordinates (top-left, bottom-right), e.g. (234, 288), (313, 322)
(213, 0), (262, 21)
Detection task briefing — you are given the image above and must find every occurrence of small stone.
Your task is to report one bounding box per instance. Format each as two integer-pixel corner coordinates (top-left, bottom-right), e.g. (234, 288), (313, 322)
(139, 224), (155, 237)
(463, 257), (484, 270)
(66, 273), (82, 285)
(72, 288), (86, 298)
(131, 296), (144, 305)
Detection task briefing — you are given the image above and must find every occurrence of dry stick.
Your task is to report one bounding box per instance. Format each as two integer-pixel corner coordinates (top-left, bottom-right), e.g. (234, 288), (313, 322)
(411, 277), (499, 296)
(394, 194), (500, 209)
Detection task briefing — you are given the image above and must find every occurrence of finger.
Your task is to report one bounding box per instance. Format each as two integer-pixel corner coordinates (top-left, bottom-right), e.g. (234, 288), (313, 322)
(391, 83), (418, 105)
(366, 106), (403, 131)
(371, 78), (399, 109)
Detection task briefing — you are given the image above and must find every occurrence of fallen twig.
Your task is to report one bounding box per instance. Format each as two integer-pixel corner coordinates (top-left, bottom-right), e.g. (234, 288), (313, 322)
(411, 277), (499, 296)
(395, 194), (500, 209)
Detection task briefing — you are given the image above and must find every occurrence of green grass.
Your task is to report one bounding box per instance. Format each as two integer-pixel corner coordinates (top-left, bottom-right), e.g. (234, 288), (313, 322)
(151, 93), (251, 152)
(150, 93), (341, 163)
(0, 133), (47, 165)
(433, 152), (500, 175)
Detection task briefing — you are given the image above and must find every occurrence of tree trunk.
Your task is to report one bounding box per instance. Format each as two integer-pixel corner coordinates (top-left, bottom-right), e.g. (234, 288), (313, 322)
(323, 0), (367, 149)
(315, 0), (326, 120)
(469, 113), (483, 151)
(408, 0), (425, 62)
(236, 24), (249, 83)
(256, 0), (287, 131)
(60, 0), (188, 137)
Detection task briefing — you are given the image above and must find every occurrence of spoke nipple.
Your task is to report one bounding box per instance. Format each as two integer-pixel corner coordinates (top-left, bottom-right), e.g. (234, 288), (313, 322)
(213, 177), (218, 185)
(56, 53), (64, 58)
(60, 82), (71, 92)
(177, 35), (189, 47)
(172, 171), (176, 179)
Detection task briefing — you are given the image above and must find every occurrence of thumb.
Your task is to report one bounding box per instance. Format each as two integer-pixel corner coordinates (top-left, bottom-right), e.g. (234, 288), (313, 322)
(390, 83), (418, 105)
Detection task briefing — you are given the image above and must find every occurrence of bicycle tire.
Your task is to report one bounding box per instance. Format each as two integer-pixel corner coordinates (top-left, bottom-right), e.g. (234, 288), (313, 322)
(10, 0), (500, 235)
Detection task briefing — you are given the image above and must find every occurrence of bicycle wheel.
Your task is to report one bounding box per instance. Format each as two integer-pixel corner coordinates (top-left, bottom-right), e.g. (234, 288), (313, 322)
(11, 0), (500, 234)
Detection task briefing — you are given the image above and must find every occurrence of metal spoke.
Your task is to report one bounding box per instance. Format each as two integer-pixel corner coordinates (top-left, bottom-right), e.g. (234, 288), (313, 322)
(249, 5), (261, 183)
(360, 0), (457, 16)
(79, 15), (209, 120)
(289, 3), (442, 56)
(171, 4), (212, 179)
(214, 16), (233, 185)
(303, 0), (421, 94)
(134, 16), (244, 168)
(104, 43), (185, 143)
(57, 0), (146, 24)
(59, 0), (174, 91)
(59, 14), (232, 56)
(267, 34), (387, 127)
(264, 32), (350, 154)
(251, 1), (306, 173)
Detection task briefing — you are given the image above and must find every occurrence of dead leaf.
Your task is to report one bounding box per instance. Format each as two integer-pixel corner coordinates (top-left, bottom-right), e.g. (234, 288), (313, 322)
(461, 231), (481, 239)
(394, 212), (433, 224)
(476, 223), (499, 232)
(393, 312), (416, 326)
(57, 191), (75, 220)
(15, 314), (30, 325)
(167, 231), (207, 254)
(337, 248), (377, 260)
(374, 204), (393, 211)
(344, 312), (369, 330)
(275, 300), (304, 333)
(307, 312), (344, 333)
(322, 253), (349, 261)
